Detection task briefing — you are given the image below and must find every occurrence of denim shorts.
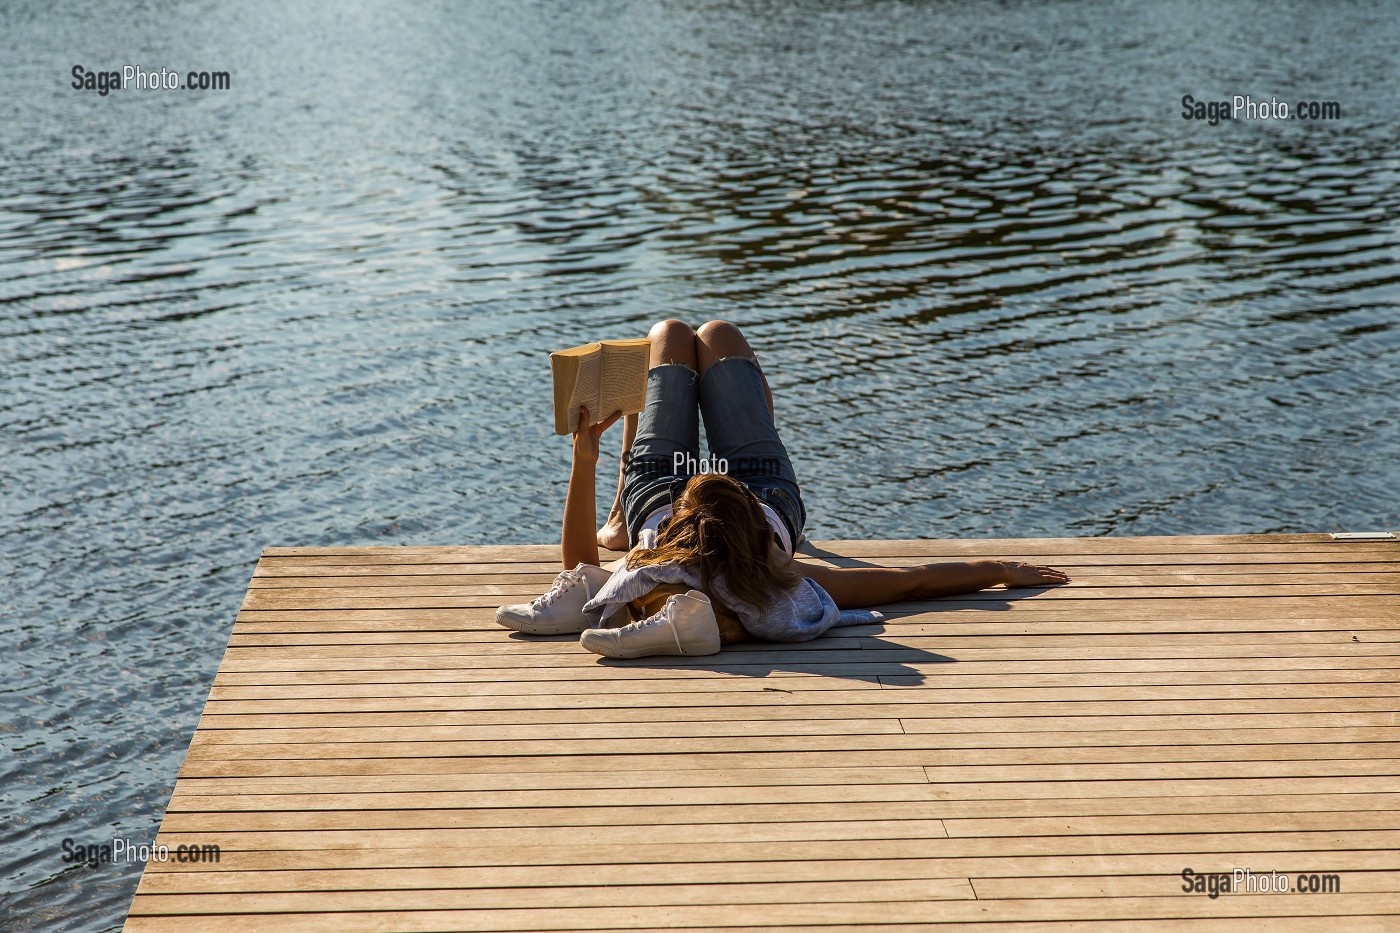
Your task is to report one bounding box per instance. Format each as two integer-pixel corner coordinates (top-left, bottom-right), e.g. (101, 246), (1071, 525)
(621, 357), (806, 549)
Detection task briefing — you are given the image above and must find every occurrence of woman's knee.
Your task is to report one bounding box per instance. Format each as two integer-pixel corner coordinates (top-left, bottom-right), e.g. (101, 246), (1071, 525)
(649, 319), (693, 342)
(696, 319), (743, 345)
(648, 319), (697, 368)
(696, 320), (756, 363)
(696, 319), (772, 413)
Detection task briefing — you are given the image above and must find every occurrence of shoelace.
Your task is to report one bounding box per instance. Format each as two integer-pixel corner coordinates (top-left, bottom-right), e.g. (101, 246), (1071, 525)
(532, 572), (577, 608)
(627, 599), (685, 653)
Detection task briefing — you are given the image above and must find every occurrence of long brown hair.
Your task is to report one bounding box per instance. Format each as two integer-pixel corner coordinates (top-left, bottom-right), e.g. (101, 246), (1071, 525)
(628, 472), (802, 612)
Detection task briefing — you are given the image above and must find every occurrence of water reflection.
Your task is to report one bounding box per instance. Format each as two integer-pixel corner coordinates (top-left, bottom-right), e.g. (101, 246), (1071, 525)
(1, 0), (1397, 928)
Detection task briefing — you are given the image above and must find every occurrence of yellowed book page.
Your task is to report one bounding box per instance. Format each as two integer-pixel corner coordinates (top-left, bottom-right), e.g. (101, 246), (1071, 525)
(597, 339), (650, 419)
(566, 351), (603, 433)
(550, 353), (577, 435)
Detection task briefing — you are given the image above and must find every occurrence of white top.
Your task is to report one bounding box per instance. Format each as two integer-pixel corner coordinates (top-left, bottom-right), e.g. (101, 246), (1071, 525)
(638, 502), (794, 555)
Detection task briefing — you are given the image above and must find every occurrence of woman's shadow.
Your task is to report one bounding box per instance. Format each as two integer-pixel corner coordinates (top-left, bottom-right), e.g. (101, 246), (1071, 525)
(587, 540), (1058, 685)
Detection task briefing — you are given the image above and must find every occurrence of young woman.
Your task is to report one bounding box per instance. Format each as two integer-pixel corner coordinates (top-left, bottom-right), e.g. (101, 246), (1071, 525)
(495, 319), (1070, 658)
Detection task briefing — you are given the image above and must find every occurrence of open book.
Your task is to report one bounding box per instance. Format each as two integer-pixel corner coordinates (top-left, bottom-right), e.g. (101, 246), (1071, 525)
(550, 338), (650, 435)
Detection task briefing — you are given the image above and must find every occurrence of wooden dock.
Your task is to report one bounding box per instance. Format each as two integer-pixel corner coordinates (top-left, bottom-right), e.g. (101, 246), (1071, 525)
(126, 533), (1400, 931)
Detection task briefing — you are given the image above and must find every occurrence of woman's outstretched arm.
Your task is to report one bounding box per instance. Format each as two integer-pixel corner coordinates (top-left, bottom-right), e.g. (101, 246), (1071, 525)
(561, 405), (622, 571)
(799, 560), (1069, 609)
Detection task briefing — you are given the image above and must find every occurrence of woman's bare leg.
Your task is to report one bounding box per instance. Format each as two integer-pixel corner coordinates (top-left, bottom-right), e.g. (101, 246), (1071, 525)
(649, 318), (700, 369)
(597, 412), (637, 551)
(695, 320), (773, 417)
(597, 320), (697, 551)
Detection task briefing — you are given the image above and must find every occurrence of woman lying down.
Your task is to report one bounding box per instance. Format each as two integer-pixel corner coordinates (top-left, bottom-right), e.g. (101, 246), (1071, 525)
(496, 319), (1069, 659)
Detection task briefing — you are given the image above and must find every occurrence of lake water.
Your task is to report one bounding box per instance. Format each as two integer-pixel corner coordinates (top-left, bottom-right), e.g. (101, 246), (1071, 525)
(1, 0), (1396, 927)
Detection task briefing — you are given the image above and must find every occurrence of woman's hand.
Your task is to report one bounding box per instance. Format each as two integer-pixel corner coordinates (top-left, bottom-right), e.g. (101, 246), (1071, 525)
(997, 561), (1071, 587)
(572, 406), (623, 465)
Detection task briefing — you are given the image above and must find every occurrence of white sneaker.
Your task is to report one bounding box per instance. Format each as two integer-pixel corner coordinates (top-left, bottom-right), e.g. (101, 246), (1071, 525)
(495, 564), (612, 635)
(579, 590), (721, 659)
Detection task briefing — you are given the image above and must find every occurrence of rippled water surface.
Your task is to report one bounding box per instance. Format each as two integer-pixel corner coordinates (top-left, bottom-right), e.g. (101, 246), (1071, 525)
(2, 0), (1397, 927)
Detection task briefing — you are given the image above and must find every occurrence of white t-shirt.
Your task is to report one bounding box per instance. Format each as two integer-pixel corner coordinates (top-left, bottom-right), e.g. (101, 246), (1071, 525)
(637, 502), (794, 555)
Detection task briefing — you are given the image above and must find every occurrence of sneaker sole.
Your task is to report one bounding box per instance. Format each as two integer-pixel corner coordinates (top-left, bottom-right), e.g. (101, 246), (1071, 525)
(579, 633), (719, 659)
(578, 632), (661, 659)
(494, 611), (590, 636)
(579, 641), (639, 659)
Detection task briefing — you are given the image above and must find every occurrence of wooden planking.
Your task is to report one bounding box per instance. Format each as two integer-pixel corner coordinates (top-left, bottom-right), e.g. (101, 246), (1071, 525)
(124, 894), (1400, 931)
(134, 845), (1400, 877)
(245, 571), (1400, 590)
(233, 600), (1398, 621)
(249, 550), (1400, 573)
(121, 920), (1399, 933)
(211, 634), (1400, 657)
(126, 535), (1400, 931)
(163, 787), (1400, 815)
(140, 829), (1400, 864)
(182, 721), (1400, 748)
(239, 587), (1400, 610)
(224, 618), (1400, 640)
(153, 807), (1400, 838)
(124, 861), (1400, 895)
(194, 694), (1400, 722)
(196, 676), (1400, 712)
(205, 659), (1400, 690)
(247, 562), (1400, 584)
(118, 919), (1400, 933)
